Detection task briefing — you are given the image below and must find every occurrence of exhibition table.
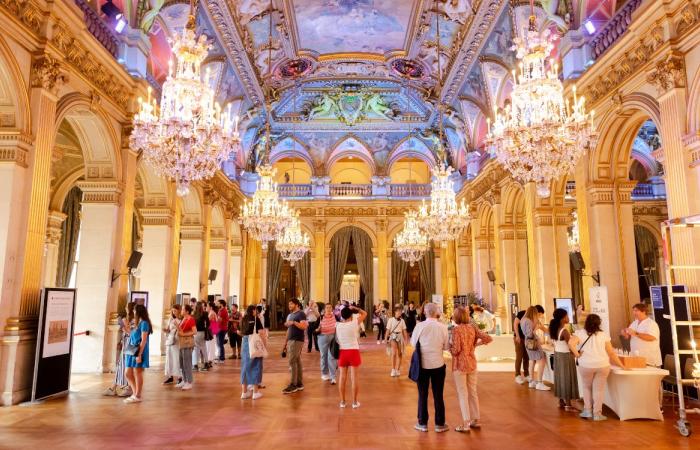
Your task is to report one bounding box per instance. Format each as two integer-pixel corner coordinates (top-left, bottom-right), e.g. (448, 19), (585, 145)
(604, 367), (668, 421)
(475, 334), (516, 361)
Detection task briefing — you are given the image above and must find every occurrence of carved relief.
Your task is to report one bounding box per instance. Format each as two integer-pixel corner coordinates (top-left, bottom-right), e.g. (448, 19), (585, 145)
(647, 54), (686, 94)
(30, 55), (67, 93)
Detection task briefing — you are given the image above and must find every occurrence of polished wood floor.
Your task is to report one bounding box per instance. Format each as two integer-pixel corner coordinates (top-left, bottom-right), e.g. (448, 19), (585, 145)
(1, 333), (697, 449)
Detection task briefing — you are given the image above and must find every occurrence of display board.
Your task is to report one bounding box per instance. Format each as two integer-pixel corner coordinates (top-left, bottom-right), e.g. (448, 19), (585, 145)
(129, 291), (149, 307)
(176, 293), (191, 306)
(432, 294), (443, 314)
(31, 288), (77, 402)
(649, 285), (691, 362)
(589, 286), (610, 336)
(555, 298), (575, 323)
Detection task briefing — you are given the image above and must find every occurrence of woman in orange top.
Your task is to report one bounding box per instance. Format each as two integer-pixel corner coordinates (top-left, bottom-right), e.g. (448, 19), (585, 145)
(450, 306), (493, 432)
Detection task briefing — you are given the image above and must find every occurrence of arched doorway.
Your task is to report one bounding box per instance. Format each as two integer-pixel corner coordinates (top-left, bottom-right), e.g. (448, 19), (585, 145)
(328, 226), (374, 325)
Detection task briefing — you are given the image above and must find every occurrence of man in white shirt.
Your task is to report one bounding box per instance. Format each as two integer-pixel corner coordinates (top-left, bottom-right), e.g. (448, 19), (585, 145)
(620, 303), (662, 367)
(410, 303), (449, 433)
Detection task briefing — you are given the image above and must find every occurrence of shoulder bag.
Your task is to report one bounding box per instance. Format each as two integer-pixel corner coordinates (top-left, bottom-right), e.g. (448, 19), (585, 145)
(575, 333), (593, 366)
(408, 327), (424, 382)
(524, 320), (540, 351)
(179, 317), (195, 349)
(331, 336), (340, 360)
(124, 329), (141, 356)
(248, 319), (268, 359)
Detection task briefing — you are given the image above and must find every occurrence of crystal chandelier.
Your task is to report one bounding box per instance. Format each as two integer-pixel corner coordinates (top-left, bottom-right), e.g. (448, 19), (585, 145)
(395, 211), (430, 266)
(485, 4), (596, 198)
(130, 5), (240, 197)
(417, 164), (470, 248)
(239, 165), (293, 250)
(276, 212), (310, 266)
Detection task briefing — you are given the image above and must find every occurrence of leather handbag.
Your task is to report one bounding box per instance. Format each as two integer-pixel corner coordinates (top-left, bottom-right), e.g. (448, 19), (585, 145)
(331, 337), (340, 360)
(408, 328), (423, 382)
(179, 334), (195, 349)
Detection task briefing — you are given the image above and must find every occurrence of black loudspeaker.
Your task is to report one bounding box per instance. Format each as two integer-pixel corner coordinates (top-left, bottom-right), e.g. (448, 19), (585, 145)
(569, 251), (585, 271)
(487, 270), (496, 282)
(208, 269), (218, 282)
(126, 251), (142, 270)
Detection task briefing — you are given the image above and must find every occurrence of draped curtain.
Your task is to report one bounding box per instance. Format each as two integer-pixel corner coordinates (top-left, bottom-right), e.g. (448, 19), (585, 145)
(418, 246), (436, 303)
(350, 228), (373, 317)
(391, 250), (408, 306)
(56, 186), (82, 287)
(266, 241), (284, 328)
(634, 224), (659, 287)
(295, 251), (311, 302)
(329, 228), (352, 302)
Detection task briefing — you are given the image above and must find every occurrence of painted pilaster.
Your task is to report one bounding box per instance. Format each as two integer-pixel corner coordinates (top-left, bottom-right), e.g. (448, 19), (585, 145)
(313, 219), (326, 301)
(229, 245), (243, 304)
(376, 218), (389, 302)
(178, 226), (203, 300)
(43, 211), (67, 288)
(198, 202), (213, 300)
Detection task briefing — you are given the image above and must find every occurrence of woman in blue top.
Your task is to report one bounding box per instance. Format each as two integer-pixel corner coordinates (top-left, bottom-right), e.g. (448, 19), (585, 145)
(124, 304), (152, 403)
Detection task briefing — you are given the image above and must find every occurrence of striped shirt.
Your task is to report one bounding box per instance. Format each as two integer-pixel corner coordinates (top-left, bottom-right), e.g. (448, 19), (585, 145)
(319, 314), (337, 335)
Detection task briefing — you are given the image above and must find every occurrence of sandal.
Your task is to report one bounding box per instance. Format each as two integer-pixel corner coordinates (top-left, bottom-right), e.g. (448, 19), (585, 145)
(455, 425), (470, 433)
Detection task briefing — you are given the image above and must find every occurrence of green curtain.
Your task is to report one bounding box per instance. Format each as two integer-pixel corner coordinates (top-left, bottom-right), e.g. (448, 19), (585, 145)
(634, 224), (659, 287)
(329, 228), (352, 302)
(418, 246), (435, 303)
(55, 186), (82, 287)
(266, 241), (284, 328)
(351, 228), (374, 325)
(391, 250), (409, 306)
(295, 251), (311, 302)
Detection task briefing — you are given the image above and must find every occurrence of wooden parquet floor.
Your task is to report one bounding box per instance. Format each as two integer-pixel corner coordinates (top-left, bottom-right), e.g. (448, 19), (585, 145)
(1, 333), (697, 449)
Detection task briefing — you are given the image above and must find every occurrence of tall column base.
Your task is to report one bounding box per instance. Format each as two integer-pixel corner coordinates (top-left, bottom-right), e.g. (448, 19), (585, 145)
(0, 317), (37, 406)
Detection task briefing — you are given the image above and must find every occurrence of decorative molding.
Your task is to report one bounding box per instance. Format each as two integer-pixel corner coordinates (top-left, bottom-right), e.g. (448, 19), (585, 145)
(181, 225), (204, 240)
(0, 132), (32, 167)
(616, 180), (638, 203)
(312, 219), (326, 233)
(45, 210), (67, 245)
(647, 53), (686, 95)
(587, 183), (615, 205)
(0, 0), (43, 35)
(76, 180), (121, 204)
(140, 208), (174, 226)
(375, 218), (388, 232)
(30, 54), (67, 93)
(677, 2), (700, 36)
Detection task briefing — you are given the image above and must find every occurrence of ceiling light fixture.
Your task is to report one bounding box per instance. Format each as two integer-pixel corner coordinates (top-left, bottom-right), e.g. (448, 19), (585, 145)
(130, 0), (241, 196)
(485, 0), (597, 198)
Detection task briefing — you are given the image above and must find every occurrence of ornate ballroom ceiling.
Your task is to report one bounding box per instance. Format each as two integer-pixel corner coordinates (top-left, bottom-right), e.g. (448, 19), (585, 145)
(134, 0), (621, 176)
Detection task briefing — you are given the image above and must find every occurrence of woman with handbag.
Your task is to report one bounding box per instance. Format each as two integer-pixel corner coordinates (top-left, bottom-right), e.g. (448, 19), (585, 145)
(124, 304), (152, 403)
(571, 314), (624, 421)
(104, 302), (135, 397)
(450, 306), (493, 432)
(240, 305), (264, 400)
(163, 304), (182, 385)
(385, 306), (408, 377)
(549, 308), (580, 411)
(520, 305), (550, 391)
(177, 304), (196, 390)
(193, 302), (210, 372)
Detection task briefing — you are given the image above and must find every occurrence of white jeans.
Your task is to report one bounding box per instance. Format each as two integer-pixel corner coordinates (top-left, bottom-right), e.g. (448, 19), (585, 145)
(453, 370), (479, 422)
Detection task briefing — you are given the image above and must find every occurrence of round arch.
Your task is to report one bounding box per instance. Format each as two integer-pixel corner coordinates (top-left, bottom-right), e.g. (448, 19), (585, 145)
(501, 182), (526, 225)
(136, 163), (172, 208)
(49, 166), (84, 211)
(590, 93), (661, 182)
(387, 136), (436, 169)
(0, 35), (30, 133)
(54, 93), (122, 182)
(326, 134), (376, 175)
(180, 185), (203, 225)
(325, 221), (378, 250)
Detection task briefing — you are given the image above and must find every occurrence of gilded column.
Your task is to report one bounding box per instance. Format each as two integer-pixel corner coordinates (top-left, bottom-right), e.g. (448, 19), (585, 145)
(43, 210), (67, 287)
(574, 153), (595, 308)
(490, 197), (506, 321)
(198, 197), (213, 300)
(313, 218), (326, 301)
(221, 216), (233, 299)
(441, 240), (458, 319)
(376, 218), (389, 302)
(243, 234), (262, 306)
(178, 225), (204, 298)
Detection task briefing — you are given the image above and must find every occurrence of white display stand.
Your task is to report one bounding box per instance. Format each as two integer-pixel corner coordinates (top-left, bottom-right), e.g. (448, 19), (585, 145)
(604, 367), (668, 421)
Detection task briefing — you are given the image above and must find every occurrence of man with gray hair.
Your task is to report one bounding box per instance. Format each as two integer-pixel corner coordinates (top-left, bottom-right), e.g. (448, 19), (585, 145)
(410, 302), (449, 433)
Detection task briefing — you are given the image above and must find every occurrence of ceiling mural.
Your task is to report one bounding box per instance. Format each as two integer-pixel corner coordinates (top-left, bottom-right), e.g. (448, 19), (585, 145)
(292, 0), (414, 55)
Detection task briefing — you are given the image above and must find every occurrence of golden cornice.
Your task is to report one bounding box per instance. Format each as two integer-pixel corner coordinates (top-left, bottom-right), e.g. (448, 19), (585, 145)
(317, 52), (390, 63)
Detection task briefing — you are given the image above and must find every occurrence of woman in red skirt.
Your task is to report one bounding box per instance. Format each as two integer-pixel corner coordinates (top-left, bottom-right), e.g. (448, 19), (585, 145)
(335, 305), (367, 409)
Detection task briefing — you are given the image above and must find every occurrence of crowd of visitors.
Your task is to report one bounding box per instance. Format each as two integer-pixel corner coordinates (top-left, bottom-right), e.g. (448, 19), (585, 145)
(104, 294), (663, 433)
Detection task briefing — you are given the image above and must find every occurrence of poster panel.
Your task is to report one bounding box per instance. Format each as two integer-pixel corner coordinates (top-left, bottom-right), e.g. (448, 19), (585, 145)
(129, 291), (149, 307)
(42, 289), (75, 358)
(432, 294), (444, 314)
(589, 286), (610, 336)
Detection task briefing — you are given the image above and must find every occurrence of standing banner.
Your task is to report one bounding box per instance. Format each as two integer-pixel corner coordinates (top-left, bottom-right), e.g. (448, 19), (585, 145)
(32, 288), (77, 402)
(432, 294), (444, 314)
(589, 286), (610, 336)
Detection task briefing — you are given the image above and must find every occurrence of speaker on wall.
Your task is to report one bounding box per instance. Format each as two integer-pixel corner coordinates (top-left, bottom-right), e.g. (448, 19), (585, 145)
(486, 270), (496, 283)
(208, 269), (218, 282)
(569, 251), (585, 271)
(126, 251), (142, 270)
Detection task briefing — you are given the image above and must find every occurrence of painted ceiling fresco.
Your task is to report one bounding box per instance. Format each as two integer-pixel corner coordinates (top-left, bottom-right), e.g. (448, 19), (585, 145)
(292, 0), (414, 55)
(130, 0), (619, 176)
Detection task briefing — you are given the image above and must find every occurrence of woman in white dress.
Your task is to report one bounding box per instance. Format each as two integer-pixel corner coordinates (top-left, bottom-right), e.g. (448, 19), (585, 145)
(385, 306), (408, 377)
(163, 305), (181, 385)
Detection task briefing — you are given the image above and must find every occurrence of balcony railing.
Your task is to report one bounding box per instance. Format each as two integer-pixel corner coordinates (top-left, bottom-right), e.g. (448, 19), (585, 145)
(278, 183), (312, 197)
(390, 184), (432, 198)
(74, 0), (120, 57)
(589, 0), (643, 60)
(329, 184), (372, 197)
(565, 181), (665, 201)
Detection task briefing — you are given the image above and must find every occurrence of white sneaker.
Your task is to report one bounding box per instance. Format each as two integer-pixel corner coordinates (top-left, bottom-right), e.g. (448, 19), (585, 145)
(528, 380), (537, 389)
(536, 382), (551, 391)
(175, 381), (185, 388)
(252, 392), (263, 400)
(515, 375), (525, 385)
(330, 378), (336, 385)
(352, 401), (361, 409)
(181, 383), (192, 391)
(377, 340), (381, 345)
(247, 385), (254, 391)
(390, 369), (397, 377)
(241, 392), (252, 399)
(321, 374), (330, 381)
(339, 401), (346, 408)
(395, 371), (400, 377)
(525, 376), (532, 383)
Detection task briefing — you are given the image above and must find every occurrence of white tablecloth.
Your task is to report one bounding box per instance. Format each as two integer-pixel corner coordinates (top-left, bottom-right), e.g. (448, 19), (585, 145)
(474, 334), (515, 361)
(604, 367), (668, 421)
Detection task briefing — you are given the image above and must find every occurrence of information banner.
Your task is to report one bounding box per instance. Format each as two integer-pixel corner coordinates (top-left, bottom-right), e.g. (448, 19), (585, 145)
(589, 286), (610, 336)
(432, 294), (444, 314)
(32, 288), (77, 402)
